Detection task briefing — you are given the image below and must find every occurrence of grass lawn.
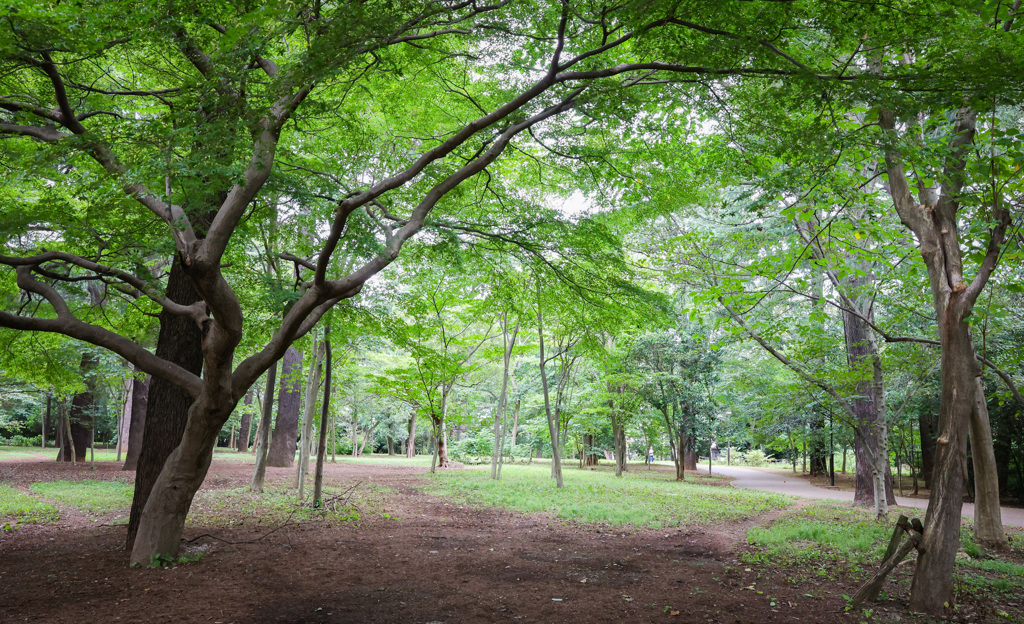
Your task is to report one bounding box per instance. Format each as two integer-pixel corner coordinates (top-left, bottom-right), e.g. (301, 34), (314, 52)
(744, 501), (891, 566)
(427, 462), (793, 528)
(30, 480), (134, 515)
(0, 484), (60, 526)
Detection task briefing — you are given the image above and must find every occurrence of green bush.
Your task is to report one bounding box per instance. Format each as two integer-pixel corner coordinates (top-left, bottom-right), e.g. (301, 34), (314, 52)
(740, 449), (768, 466)
(1, 435), (42, 447)
(449, 433), (494, 462)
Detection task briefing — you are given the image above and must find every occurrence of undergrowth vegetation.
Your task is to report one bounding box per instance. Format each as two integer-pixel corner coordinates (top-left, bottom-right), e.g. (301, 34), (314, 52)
(0, 483), (59, 526)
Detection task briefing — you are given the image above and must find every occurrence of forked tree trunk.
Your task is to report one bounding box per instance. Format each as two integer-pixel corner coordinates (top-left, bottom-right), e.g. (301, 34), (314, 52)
(877, 106), (1011, 612)
(126, 257), (203, 551)
(129, 393), (233, 566)
(122, 375), (150, 470)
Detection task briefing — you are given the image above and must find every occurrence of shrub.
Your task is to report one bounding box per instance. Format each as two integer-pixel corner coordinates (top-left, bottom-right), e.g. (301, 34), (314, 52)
(740, 449), (768, 466)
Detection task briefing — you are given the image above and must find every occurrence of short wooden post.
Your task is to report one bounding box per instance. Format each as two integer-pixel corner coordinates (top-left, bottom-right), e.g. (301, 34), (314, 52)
(850, 516), (924, 608)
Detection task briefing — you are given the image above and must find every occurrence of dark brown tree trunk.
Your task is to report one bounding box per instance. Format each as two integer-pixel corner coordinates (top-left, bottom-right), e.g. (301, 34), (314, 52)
(59, 391), (91, 462)
(237, 391), (253, 452)
(122, 373), (150, 471)
(126, 257), (203, 552)
(611, 409), (627, 477)
(808, 416), (830, 477)
(406, 406), (418, 458)
(841, 298), (895, 510)
(59, 353), (98, 462)
(582, 433), (600, 466)
(42, 393), (50, 449)
(910, 313), (978, 611)
(267, 347), (302, 467)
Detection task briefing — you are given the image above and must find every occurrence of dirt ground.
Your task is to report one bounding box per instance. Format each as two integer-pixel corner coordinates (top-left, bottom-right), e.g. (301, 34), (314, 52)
(0, 456), (1005, 623)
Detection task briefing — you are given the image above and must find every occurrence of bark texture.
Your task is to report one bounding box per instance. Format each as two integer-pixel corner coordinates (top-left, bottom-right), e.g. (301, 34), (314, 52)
(126, 258), (203, 552)
(267, 347), (302, 467)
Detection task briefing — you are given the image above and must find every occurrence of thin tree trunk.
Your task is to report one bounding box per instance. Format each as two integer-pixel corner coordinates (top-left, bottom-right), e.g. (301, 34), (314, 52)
(406, 406), (418, 458)
(491, 315), (518, 480)
(42, 393), (50, 449)
(298, 337), (323, 500)
(251, 362), (278, 493)
(536, 297), (563, 488)
(313, 327), (332, 508)
(116, 378), (130, 463)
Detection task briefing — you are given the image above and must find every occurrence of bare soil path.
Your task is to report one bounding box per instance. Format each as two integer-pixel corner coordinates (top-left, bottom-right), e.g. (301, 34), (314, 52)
(0, 457), (989, 623)
(709, 464), (1024, 527)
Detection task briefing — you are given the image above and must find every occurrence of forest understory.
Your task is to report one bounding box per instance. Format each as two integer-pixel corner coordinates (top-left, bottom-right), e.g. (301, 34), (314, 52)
(1, 457), (1022, 624)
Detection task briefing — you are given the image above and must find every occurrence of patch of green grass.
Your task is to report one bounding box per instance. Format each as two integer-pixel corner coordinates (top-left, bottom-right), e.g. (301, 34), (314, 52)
(191, 482), (391, 526)
(30, 479), (134, 514)
(0, 484), (59, 524)
(961, 558), (1024, 578)
(744, 502), (890, 566)
(427, 463), (792, 527)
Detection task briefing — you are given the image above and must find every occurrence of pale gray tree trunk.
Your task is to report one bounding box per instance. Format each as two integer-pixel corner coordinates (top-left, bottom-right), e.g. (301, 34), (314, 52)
(313, 327), (332, 508)
(491, 315), (518, 479)
(297, 338), (323, 500)
(536, 299), (563, 488)
(970, 376), (1006, 547)
(878, 107), (1010, 612)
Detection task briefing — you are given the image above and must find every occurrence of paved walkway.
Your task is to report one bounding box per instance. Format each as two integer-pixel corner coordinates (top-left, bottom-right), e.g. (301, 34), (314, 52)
(709, 464), (1024, 528)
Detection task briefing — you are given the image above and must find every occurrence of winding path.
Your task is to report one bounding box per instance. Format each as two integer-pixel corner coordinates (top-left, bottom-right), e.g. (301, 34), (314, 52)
(708, 464), (1024, 528)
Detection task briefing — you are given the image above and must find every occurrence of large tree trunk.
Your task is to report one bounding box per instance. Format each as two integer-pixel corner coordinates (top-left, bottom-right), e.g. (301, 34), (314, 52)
(58, 353), (97, 462)
(267, 347), (302, 467)
(126, 258), (203, 552)
(129, 392), (233, 566)
(969, 377), (1006, 548)
(122, 374), (150, 471)
(876, 106), (1012, 612)
(909, 314), (978, 611)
